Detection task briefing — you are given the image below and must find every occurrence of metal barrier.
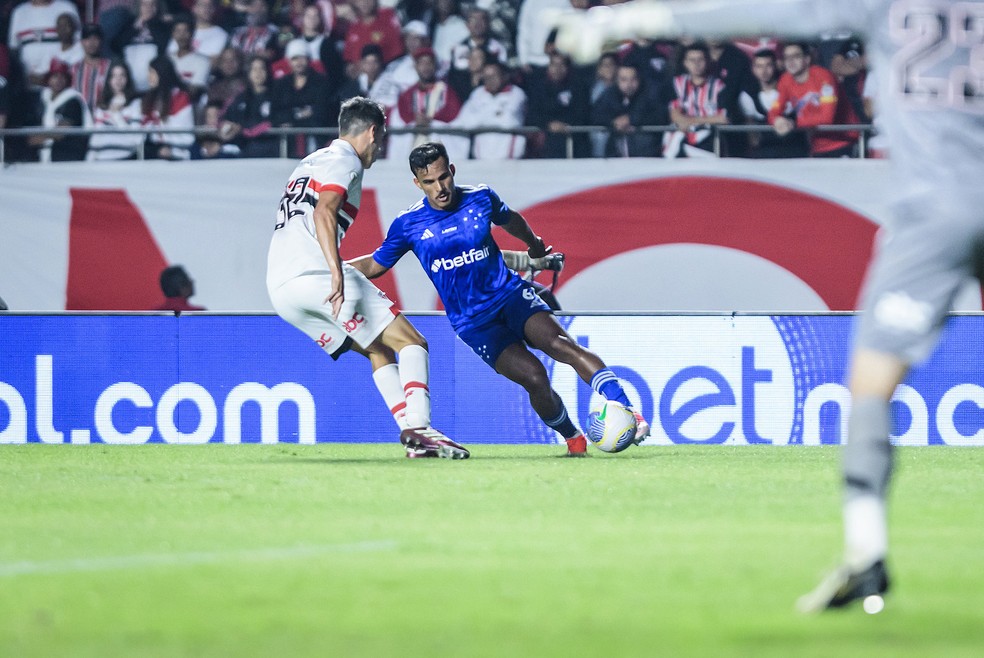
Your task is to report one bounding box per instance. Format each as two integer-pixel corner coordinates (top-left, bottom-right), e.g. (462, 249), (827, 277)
(0, 123), (877, 165)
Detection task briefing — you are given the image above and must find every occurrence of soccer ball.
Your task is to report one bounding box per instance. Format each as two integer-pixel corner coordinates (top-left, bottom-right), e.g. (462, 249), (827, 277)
(585, 401), (638, 453)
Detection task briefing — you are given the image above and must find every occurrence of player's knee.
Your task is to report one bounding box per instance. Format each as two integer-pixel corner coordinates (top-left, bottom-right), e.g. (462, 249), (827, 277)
(518, 369), (551, 393)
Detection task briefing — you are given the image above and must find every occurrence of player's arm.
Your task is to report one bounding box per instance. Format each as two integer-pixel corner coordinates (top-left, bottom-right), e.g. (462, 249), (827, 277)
(347, 254), (390, 280)
(312, 190), (346, 317)
(500, 210), (550, 258)
(552, 0), (862, 65)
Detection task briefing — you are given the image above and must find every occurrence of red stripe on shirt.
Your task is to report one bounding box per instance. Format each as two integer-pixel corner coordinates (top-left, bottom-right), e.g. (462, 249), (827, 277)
(310, 181), (347, 196)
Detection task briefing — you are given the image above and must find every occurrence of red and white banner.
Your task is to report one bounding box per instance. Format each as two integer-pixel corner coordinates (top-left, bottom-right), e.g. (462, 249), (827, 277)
(2, 158), (976, 312)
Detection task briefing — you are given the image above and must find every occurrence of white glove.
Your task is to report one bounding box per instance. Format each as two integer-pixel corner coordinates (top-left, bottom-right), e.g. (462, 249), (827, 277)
(549, 4), (677, 65)
(530, 252), (565, 272)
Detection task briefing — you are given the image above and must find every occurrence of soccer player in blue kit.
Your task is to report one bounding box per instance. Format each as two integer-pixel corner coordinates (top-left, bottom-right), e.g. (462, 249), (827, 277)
(350, 141), (650, 457)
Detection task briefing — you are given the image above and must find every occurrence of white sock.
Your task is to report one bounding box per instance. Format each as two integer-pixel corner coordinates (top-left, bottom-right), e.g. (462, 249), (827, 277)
(843, 495), (888, 570)
(399, 344), (431, 429)
(372, 364), (409, 430)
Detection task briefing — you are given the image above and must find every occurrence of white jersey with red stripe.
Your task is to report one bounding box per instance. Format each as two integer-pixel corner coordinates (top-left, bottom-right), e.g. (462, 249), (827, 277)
(267, 139), (365, 290)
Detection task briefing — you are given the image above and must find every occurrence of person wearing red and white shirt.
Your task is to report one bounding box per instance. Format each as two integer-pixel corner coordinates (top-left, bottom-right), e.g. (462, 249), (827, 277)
(169, 15), (211, 98)
(142, 55), (195, 160)
(166, 0), (229, 61)
(70, 24), (111, 112)
(664, 41), (730, 158)
(8, 0), (80, 86)
(453, 59), (526, 160)
(767, 41), (858, 157)
(387, 47), (465, 163)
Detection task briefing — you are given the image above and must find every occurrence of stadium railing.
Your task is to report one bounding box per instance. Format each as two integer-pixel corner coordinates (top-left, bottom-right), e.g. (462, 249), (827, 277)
(0, 123), (876, 164)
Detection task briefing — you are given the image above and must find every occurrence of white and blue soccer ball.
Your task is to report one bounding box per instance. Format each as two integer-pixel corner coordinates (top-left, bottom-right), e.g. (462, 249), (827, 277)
(585, 401), (637, 453)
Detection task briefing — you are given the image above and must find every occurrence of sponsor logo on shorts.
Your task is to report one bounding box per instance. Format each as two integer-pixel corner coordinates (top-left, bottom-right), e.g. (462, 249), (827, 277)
(342, 313), (366, 333)
(316, 333), (333, 348)
(431, 246), (490, 272)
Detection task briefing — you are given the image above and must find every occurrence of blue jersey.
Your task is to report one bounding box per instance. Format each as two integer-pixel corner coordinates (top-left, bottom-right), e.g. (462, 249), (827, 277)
(373, 185), (525, 332)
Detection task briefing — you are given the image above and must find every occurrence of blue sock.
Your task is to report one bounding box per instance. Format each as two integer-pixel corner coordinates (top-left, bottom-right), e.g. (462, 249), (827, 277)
(591, 369), (631, 407)
(542, 398), (580, 439)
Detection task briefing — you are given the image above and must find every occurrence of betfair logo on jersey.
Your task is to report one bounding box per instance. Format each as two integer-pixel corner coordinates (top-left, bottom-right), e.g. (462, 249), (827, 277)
(431, 246), (490, 273)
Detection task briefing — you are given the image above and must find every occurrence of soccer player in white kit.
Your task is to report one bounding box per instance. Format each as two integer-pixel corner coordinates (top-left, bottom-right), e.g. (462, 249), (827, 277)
(266, 96), (469, 459)
(553, 0), (984, 612)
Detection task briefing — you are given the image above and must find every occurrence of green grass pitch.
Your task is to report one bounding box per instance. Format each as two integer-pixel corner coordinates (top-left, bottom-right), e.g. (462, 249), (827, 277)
(2, 444), (983, 657)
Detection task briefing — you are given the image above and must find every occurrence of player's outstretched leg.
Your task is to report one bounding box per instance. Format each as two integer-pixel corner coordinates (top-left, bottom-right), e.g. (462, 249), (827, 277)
(494, 342), (588, 457)
(523, 312), (650, 446)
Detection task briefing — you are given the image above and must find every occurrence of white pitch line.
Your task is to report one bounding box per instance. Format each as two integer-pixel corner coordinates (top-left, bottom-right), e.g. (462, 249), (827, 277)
(0, 540), (398, 578)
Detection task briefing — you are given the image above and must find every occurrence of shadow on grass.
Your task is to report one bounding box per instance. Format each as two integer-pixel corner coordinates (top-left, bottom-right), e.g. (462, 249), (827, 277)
(264, 448), (669, 464)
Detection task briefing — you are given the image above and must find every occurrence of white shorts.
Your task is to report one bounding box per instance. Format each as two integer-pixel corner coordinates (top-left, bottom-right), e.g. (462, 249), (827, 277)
(269, 264), (397, 358)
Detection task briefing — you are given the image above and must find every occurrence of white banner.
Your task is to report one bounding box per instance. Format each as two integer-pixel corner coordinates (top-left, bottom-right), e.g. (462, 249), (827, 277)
(1, 158), (977, 312)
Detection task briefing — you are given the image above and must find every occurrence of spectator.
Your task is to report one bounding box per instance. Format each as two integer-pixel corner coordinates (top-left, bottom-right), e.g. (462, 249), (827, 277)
(87, 59), (144, 160)
(388, 46), (465, 163)
(516, 0), (573, 71)
(142, 54), (195, 160)
(205, 45), (245, 112)
(447, 43), (489, 104)
(526, 51), (590, 158)
(449, 7), (507, 74)
(588, 50), (618, 157)
(371, 20), (430, 109)
(169, 14), (211, 101)
(276, 0), (337, 37)
(114, 0), (170, 93)
(96, 0), (138, 57)
(707, 39), (753, 95)
(70, 24), (111, 112)
(355, 43), (384, 96)
(270, 37), (331, 158)
(430, 0), (468, 71)
(830, 37), (869, 125)
(453, 59), (526, 160)
(27, 58), (90, 161)
(155, 265), (205, 313)
(663, 41), (730, 157)
(222, 54), (279, 157)
(53, 11), (82, 66)
(476, 0), (520, 57)
(194, 99), (241, 158)
(591, 62), (664, 157)
(8, 0), (81, 87)
(295, 1), (345, 76)
(229, 0), (278, 59)
(342, 0), (403, 71)
(616, 37), (675, 91)
(175, 0), (228, 61)
(738, 48), (808, 158)
(767, 41), (859, 157)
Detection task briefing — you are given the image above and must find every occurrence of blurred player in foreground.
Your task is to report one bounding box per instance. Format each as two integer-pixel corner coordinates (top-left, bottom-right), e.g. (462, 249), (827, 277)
(349, 141), (651, 457)
(554, 0), (984, 612)
(266, 97), (469, 460)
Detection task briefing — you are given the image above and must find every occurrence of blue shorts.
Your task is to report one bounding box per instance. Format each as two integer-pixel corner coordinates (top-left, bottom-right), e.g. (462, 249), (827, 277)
(456, 282), (552, 367)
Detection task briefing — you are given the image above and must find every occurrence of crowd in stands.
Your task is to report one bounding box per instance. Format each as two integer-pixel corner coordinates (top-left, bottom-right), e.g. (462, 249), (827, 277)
(0, 0), (875, 162)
